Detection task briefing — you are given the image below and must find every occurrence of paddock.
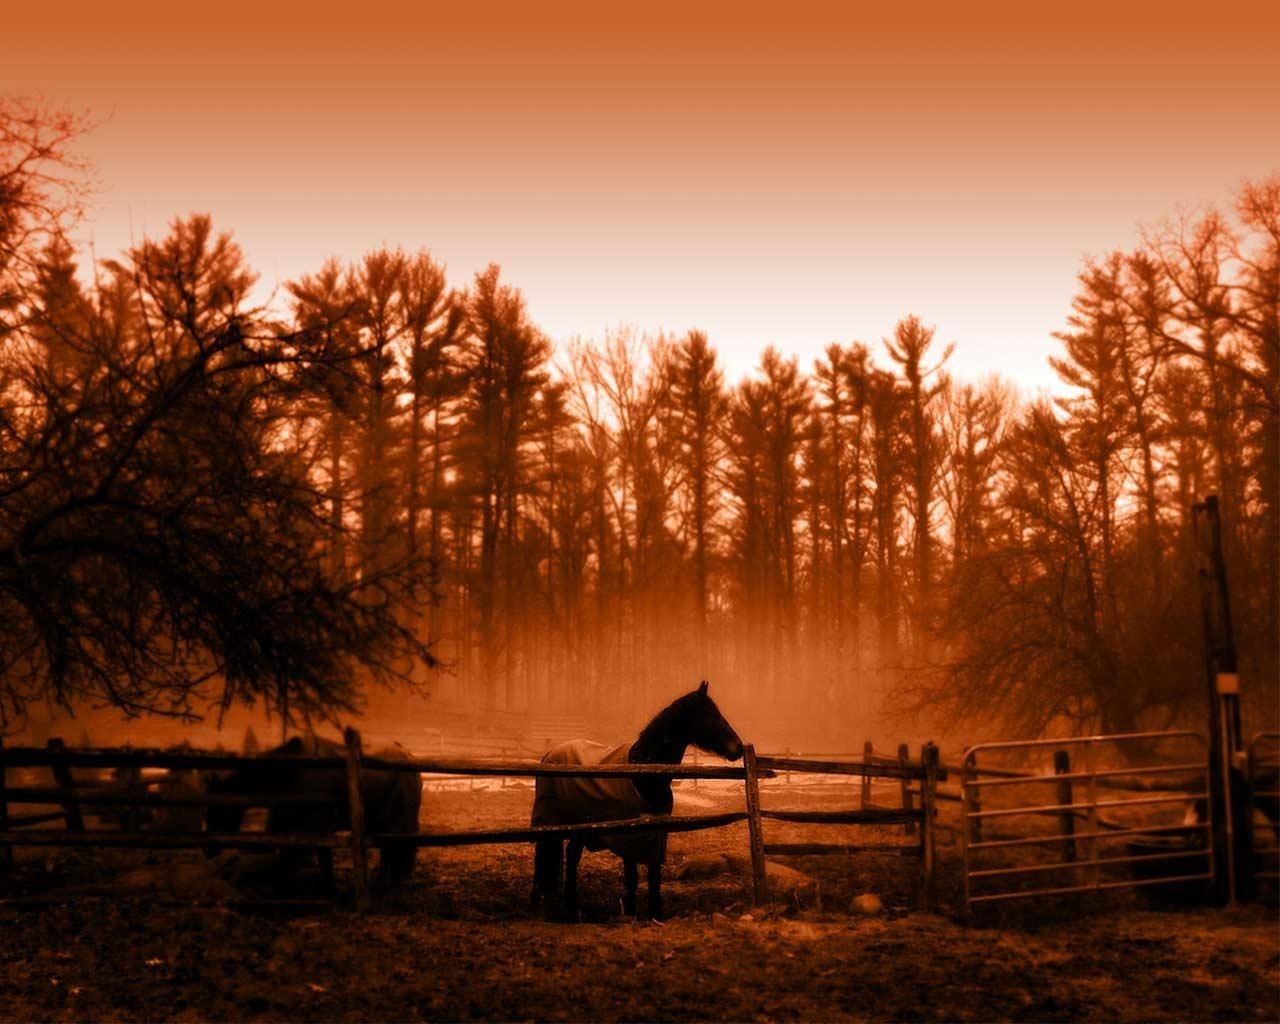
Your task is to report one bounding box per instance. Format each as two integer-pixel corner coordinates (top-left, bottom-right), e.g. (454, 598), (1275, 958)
(1, 758), (1277, 1022)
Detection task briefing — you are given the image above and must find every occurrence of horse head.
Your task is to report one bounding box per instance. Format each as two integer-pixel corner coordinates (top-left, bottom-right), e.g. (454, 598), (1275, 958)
(679, 680), (744, 761)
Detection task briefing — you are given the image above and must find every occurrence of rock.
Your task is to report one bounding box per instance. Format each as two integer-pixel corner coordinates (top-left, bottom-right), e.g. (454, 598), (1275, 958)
(170, 861), (240, 901)
(115, 858), (239, 901)
(269, 933), (301, 958)
(115, 866), (169, 891)
(783, 921), (824, 942)
(764, 862), (816, 902)
(851, 892), (883, 915)
(212, 851), (279, 885)
(678, 853), (815, 904)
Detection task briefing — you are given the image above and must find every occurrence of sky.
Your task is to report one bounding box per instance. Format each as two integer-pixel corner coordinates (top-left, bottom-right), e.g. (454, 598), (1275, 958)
(4, 1), (1279, 393)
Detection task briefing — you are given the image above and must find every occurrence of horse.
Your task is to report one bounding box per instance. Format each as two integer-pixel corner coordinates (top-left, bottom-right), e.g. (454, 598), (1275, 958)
(205, 734), (422, 890)
(530, 680), (744, 920)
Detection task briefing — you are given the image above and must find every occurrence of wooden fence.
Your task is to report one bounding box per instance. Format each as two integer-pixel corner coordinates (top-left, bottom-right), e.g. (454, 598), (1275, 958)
(0, 732), (942, 912)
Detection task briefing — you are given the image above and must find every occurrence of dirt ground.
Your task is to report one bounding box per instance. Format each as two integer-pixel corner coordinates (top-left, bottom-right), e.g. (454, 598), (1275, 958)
(1, 777), (1277, 1022)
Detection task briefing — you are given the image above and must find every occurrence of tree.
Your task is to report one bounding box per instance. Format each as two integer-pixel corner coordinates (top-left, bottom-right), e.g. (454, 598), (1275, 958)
(937, 377), (1010, 572)
(349, 249), (409, 576)
(809, 342), (873, 679)
(867, 368), (904, 671)
(0, 217), (436, 732)
(667, 329), (726, 659)
(0, 100), (89, 337)
(920, 404), (1138, 735)
(725, 348), (809, 704)
(285, 258), (362, 577)
(398, 250), (461, 568)
(1232, 178), (1280, 676)
(456, 264), (551, 708)
(884, 316), (952, 647)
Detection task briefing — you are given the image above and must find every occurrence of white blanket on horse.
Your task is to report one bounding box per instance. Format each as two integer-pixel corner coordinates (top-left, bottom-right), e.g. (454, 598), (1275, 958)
(531, 740), (665, 862)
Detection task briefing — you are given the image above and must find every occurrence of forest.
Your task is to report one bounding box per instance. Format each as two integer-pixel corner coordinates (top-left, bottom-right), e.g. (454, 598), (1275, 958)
(1, 102), (1276, 749)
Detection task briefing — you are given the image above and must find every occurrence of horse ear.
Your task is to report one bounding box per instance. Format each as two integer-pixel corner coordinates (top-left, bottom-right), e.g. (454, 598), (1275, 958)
(699, 679), (709, 695)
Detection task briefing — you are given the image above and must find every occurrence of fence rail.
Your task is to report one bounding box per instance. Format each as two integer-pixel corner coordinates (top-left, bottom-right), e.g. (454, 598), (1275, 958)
(0, 829), (346, 849)
(372, 812), (751, 848)
(0, 746), (757, 780)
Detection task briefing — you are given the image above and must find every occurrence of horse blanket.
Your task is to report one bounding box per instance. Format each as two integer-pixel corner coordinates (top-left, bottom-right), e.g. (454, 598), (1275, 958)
(531, 740), (666, 863)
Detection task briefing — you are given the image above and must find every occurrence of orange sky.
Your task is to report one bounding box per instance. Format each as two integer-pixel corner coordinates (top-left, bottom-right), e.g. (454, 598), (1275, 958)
(6, 1), (1279, 390)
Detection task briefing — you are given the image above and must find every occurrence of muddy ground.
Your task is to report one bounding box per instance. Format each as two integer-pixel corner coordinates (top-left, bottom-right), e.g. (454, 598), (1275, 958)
(1, 777), (1277, 1021)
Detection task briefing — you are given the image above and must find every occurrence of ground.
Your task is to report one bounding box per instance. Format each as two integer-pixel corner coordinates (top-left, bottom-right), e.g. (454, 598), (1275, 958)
(1, 776), (1277, 1021)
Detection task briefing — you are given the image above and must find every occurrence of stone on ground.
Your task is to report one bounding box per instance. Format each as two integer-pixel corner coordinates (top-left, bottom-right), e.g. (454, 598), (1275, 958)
(671, 852), (733, 880)
(851, 892), (883, 915)
(115, 856), (240, 901)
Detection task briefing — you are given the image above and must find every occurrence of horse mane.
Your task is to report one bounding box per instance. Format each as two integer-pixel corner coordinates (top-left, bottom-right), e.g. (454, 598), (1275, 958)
(632, 692), (698, 763)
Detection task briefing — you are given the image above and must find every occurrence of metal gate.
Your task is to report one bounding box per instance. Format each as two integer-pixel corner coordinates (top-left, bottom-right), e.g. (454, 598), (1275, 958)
(961, 731), (1213, 909)
(1248, 732), (1279, 889)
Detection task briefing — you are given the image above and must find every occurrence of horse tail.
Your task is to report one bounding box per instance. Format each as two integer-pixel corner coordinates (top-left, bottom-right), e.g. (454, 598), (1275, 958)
(385, 769), (422, 886)
(364, 750), (423, 889)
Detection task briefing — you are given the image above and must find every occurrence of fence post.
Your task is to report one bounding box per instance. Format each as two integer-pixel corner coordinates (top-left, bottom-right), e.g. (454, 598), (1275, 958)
(743, 744), (768, 907)
(343, 727), (370, 912)
(1054, 749), (1076, 864)
(861, 740), (873, 808)
(47, 739), (84, 833)
(0, 736), (10, 874)
(960, 754), (973, 914)
(921, 742), (939, 913)
(899, 743), (915, 837)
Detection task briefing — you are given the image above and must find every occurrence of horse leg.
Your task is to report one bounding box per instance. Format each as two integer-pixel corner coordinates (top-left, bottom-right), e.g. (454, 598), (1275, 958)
(531, 840), (547, 908)
(563, 839), (584, 921)
(646, 861), (663, 920)
(386, 841), (416, 889)
(373, 836), (415, 892)
(530, 845), (542, 910)
(623, 858), (639, 917)
(534, 839), (563, 919)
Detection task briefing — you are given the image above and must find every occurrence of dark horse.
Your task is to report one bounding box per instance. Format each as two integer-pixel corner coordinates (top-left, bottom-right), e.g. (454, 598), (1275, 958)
(206, 735), (422, 889)
(531, 680), (744, 920)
